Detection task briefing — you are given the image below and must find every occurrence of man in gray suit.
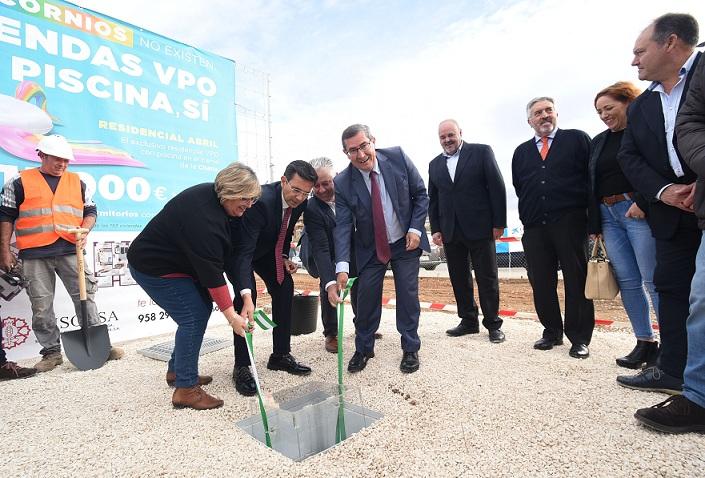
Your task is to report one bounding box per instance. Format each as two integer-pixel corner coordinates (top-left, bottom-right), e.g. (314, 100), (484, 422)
(331, 124), (429, 374)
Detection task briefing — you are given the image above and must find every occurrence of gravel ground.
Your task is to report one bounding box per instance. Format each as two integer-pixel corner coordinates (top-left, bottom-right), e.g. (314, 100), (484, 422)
(3, 308), (703, 477)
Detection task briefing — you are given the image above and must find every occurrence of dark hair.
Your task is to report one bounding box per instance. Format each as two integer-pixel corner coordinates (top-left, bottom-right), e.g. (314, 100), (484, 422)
(594, 81), (642, 108)
(284, 160), (317, 183)
(652, 13), (699, 47)
(341, 124), (372, 149)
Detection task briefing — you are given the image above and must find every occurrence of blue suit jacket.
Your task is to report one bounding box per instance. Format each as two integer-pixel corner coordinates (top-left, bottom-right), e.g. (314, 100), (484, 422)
(226, 182), (306, 291)
(333, 146), (430, 272)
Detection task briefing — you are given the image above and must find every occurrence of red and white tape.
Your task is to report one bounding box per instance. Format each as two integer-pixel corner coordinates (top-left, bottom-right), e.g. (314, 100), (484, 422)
(255, 288), (655, 331)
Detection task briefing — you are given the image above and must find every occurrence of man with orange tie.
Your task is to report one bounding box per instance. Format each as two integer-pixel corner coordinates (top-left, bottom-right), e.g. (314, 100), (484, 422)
(511, 97), (595, 358)
(226, 160), (317, 396)
(332, 124), (429, 374)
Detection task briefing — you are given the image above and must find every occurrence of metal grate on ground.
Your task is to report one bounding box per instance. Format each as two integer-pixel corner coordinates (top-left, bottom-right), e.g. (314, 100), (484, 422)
(137, 337), (231, 362)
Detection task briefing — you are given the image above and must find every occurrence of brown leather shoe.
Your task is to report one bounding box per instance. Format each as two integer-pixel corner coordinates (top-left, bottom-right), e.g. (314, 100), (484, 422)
(0, 361), (37, 380)
(108, 347), (125, 361)
(172, 385), (223, 410)
(324, 336), (338, 353)
(166, 371), (213, 387)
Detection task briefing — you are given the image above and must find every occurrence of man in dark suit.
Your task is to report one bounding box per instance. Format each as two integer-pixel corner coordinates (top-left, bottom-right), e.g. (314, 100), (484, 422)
(429, 119), (507, 343)
(616, 13), (701, 395)
(226, 160), (317, 396)
(332, 124), (429, 374)
(303, 157), (357, 353)
(512, 97), (594, 359)
(633, 36), (705, 434)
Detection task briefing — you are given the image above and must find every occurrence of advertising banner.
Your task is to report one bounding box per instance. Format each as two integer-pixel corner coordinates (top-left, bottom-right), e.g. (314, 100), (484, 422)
(0, 0), (237, 360)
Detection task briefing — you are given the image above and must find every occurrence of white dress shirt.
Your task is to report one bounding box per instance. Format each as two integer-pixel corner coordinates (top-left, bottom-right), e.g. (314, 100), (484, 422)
(443, 141), (463, 181)
(534, 127), (557, 152)
(652, 50), (698, 199)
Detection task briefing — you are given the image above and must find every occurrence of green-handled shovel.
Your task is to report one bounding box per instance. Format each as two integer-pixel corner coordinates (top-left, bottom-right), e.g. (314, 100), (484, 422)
(61, 228), (111, 370)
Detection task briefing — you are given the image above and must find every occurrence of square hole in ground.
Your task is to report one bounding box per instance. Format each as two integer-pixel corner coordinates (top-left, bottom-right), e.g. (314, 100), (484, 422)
(236, 381), (382, 461)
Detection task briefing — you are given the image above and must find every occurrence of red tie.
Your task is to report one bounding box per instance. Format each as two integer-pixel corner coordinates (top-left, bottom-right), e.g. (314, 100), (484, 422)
(370, 171), (392, 264)
(540, 136), (549, 160)
(275, 207), (292, 284)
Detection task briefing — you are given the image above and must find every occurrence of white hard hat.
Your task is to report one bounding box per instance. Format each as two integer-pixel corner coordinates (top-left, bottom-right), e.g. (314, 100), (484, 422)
(36, 134), (75, 161)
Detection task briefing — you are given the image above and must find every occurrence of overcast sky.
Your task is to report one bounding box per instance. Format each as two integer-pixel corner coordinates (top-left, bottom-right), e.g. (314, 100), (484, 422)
(72, 0), (705, 228)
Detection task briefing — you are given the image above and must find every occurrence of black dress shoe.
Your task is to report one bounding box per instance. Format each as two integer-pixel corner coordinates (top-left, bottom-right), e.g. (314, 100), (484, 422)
(233, 366), (257, 396)
(616, 366), (683, 395)
(400, 351), (419, 373)
(446, 321), (480, 337)
(533, 337), (563, 350)
(616, 340), (659, 369)
(489, 328), (506, 343)
(569, 343), (589, 359)
(267, 353), (312, 376)
(347, 351), (374, 373)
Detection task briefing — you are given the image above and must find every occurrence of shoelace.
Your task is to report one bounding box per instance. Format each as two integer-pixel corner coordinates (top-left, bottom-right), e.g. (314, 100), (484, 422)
(238, 367), (253, 380)
(652, 395), (683, 410)
(1, 362), (22, 377)
(641, 366), (662, 380)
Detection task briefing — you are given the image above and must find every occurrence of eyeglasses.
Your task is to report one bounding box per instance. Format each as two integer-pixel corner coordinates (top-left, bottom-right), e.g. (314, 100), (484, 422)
(237, 197), (259, 204)
(284, 179), (312, 198)
(345, 141), (372, 157)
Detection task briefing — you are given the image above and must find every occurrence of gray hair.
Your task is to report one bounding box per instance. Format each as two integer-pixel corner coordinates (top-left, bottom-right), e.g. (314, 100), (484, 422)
(309, 157), (334, 170)
(651, 13), (699, 47)
(526, 96), (555, 118)
(439, 118), (461, 130)
(341, 124), (373, 149)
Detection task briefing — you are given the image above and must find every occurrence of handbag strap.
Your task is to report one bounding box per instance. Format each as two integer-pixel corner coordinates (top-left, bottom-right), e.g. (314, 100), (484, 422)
(590, 237), (609, 261)
(590, 238), (600, 259)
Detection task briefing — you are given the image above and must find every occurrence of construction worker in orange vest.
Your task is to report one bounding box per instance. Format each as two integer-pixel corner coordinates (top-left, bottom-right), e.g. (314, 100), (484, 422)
(0, 134), (123, 372)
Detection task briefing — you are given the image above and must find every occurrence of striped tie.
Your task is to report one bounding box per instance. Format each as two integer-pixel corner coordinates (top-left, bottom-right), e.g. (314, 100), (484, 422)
(275, 207), (292, 284)
(370, 171), (391, 264)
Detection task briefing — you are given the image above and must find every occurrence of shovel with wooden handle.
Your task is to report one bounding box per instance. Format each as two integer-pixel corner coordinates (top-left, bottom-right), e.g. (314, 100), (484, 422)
(60, 227), (111, 370)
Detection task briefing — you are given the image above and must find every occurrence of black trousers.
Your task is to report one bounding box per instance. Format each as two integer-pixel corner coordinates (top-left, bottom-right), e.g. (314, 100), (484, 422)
(653, 222), (700, 378)
(319, 279), (358, 337)
(521, 210), (595, 345)
(231, 255), (294, 367)
(444, 236), (502, 331)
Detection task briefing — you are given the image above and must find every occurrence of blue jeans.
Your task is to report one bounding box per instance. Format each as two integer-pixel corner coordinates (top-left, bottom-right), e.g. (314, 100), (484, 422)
(600, 200), (658, 340)
(129, 266), (212, 388)
(684, 231), (705, 408)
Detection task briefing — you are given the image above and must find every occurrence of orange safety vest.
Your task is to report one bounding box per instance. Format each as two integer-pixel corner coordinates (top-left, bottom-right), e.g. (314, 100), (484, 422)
(15, 169), (84, 250)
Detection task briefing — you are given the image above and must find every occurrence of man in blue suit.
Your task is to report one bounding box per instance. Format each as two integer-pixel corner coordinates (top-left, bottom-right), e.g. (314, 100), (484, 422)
(332, 124), (429, 374)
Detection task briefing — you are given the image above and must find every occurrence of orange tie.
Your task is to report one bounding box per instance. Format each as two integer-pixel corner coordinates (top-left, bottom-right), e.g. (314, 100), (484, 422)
(540, 136), (549, 160)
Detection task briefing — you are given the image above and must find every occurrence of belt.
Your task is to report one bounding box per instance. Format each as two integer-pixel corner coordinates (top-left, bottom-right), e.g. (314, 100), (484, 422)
(602, 192), (635, 206)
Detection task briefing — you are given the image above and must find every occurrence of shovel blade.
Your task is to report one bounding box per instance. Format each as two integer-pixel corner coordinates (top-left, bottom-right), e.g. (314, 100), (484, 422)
(61, 324), (111, 371)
